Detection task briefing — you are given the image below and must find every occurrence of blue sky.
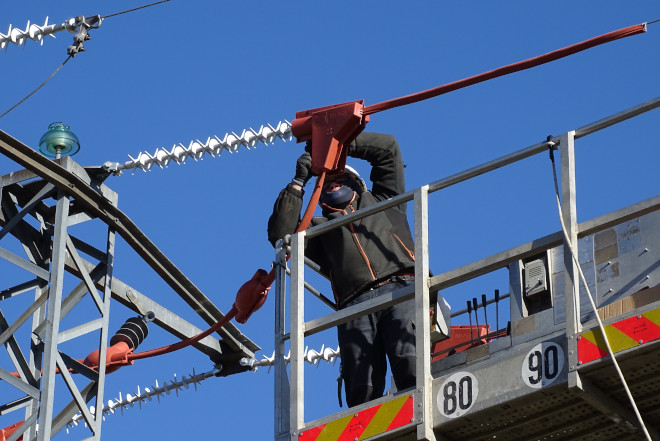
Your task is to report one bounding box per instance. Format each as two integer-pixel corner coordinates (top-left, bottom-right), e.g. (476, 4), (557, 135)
(1, 1), (659, 440)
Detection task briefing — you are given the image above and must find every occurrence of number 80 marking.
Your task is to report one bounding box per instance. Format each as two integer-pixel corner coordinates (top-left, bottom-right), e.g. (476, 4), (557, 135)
(438, 372), (478, 418)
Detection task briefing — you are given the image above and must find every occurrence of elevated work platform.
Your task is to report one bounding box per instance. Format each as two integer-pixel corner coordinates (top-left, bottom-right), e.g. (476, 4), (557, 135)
(277, 97), (660, 441)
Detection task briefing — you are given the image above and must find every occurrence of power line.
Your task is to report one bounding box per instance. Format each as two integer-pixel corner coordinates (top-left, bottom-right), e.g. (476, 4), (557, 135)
(0, 2), (171, 119)
(0, 56), (71, 120)
(101, 0), (172, 19)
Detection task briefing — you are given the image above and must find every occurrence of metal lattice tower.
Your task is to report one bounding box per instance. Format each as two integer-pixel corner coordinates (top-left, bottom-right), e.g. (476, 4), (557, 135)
(0, 131), (259, 441)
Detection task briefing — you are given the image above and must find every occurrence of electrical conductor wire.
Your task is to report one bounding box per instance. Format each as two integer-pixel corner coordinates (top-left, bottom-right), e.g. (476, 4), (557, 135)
(101, 0), (171, 19)
(0, 1), (170, 120)
(0, 56), (72, 120)
(547, 142), (652, 440)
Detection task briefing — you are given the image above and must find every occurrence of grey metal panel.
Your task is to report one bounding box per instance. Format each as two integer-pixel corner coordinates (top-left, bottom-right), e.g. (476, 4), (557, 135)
(429, 339), (660, 440)
(510, 309), (566, 347)
(551, 236), (597, 325)
(549, 210), (660, 326)
(431, 333), (568, 424)
(594, 211), (660, 309)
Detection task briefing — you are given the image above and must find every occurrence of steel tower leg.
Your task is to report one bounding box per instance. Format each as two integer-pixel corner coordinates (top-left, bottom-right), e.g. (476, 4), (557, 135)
(37, 188), (71, 441)
(274, 240), (290, 441)
(1, 163), (118, 440)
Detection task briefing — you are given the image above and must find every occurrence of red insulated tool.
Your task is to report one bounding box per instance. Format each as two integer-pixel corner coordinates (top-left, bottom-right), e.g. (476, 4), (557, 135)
(290, 100), (369, 175)
(233, 101), (371, 322)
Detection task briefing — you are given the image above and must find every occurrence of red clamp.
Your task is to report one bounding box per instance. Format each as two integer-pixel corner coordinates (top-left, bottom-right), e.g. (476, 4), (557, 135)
(84, 341), (133, 374)
(291, 100), (369, 175)
(234, 269), (271, 324)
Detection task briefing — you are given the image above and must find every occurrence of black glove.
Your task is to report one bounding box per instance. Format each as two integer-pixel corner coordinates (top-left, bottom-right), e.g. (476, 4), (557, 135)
(292, 152), (312, 187)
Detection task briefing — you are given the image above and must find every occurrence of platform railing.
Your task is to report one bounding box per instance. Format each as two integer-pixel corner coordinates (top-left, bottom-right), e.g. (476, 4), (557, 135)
(274, 96), (660, 441)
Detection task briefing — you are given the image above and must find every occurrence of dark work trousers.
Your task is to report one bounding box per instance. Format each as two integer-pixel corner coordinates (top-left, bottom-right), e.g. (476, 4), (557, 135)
(337, 279), (416, 407)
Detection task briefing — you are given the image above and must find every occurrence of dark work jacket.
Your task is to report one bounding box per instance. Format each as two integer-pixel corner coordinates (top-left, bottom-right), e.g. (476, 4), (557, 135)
(267, 132), (416, 308)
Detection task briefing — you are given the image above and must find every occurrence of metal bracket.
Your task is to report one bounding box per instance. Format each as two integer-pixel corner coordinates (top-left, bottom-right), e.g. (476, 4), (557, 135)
(67, 15), (102, 57)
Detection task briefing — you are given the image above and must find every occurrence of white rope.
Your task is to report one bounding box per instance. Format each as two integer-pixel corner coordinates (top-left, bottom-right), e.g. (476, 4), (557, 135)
(548, 142), (651, 440)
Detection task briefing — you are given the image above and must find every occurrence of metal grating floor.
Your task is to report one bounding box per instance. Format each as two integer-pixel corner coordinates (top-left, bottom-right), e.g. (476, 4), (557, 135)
(431, 342), (660, 441)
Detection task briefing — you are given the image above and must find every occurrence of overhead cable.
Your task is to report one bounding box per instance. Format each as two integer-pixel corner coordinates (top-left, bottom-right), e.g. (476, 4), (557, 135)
(102, 0), (172, 19)
(0, 15), (99, 119)
(0, 56), (71, 120)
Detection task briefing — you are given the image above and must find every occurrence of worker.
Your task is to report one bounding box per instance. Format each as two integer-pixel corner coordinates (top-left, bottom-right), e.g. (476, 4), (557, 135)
(267, 132), (417, 407)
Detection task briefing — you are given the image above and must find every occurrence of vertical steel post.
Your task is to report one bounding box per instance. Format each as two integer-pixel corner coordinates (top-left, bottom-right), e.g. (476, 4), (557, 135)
(560, 130), (580, 336)
(91, 225), (116, 440)
(560, 131), (582, 389)
(37, 188), (70, 441)
(414, 185), (436, 441)
(25, 283), (47, 441)
(274, 240), (290, 441)
(290, 231), (306, 440)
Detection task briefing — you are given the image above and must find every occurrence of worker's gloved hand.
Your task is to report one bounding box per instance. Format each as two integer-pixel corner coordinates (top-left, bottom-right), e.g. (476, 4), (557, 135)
(292, 152), (312, 187)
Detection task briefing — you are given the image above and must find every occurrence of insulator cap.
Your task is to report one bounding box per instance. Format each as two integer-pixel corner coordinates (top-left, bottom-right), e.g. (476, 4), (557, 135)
(38, 122), (80, 158)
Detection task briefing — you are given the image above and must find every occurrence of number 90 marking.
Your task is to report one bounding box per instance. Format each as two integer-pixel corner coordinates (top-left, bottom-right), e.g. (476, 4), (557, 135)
(437, 372), (478, 418)
(521, 341), (565, 388)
